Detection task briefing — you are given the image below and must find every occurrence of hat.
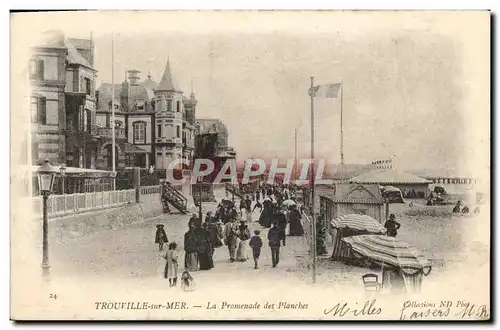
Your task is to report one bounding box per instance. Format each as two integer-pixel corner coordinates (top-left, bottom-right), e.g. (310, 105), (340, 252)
(156, 224), (164, 228)
(254, 229), (260, 235)
(389, 214), (395, 219)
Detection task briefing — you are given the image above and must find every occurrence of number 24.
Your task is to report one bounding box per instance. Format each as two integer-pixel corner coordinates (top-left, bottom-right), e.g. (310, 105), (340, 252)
(49, 294), (57, 299)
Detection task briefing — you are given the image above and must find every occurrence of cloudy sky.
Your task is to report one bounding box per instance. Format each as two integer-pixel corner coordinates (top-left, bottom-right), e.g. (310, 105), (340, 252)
(17, 11), (489, 175)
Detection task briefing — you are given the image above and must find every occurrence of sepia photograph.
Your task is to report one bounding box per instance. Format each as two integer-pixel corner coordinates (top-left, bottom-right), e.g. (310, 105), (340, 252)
(9, 10), (490, 321)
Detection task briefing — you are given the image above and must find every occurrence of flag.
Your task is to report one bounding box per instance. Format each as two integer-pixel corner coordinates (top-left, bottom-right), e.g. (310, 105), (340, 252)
(308, 83), (342, 98)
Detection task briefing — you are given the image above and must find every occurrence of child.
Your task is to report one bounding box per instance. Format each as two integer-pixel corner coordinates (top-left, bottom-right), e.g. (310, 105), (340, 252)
(163, 242), (178, 287)
(249, 229), (263, 269)
(155, 224), (168, 252)
(181, 269), (195, 291)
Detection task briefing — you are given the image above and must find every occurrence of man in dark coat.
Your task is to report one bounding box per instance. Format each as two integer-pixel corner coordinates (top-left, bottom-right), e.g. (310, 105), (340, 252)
(275, 211), (288, 246)
(384, 214), (401, 237)
(268, 223), (282, 267)
(245, 195), (252, 214)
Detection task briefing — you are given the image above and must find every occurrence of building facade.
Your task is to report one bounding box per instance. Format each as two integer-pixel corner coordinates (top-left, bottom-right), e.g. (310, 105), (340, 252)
(96, 59), (197, 171)
(29, 31), (68, 165)
(64, 37), (98, 169)
(194, 118), (237, 183)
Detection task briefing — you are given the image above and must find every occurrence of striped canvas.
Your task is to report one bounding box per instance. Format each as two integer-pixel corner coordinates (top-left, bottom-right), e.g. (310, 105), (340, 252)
(342, 234), (432, 272)
(331, 213), (385, 233)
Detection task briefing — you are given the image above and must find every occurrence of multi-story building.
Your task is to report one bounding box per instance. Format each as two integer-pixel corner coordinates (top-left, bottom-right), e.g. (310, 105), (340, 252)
(64, 38), (98, 168)
(95, 59), (197, 171)
(29, 30), (68, 165)
(194, 118), (237, 183)
(29, 30), (99, 169)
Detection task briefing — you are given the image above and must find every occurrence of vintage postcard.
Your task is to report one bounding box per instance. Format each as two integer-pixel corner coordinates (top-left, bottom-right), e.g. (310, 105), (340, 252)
(10, 10), (490, 320)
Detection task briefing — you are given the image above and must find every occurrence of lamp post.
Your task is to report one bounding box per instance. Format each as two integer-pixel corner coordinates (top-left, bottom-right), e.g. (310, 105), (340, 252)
(37, 160), (58, 276)
(59, 163), (66, 195)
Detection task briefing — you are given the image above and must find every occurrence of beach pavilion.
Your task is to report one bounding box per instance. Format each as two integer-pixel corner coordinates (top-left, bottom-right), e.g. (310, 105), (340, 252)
(349, 168), (432, 198)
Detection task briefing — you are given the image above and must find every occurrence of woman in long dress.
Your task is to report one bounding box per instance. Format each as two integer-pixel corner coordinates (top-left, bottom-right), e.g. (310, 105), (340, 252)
(288, 205), (304, 236)
(198, 224), (214, 270)
(184, 223), (199, 271)
(236, 221), (251, 261)
(258, 199), (273, 228)
(164, 242), (179, 287)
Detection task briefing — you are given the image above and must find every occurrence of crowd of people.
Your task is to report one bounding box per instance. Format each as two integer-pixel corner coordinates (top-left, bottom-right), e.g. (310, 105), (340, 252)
(155, 182), (309, 287)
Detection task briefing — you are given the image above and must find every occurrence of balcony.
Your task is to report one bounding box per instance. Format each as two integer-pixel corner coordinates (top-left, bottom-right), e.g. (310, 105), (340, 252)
(97, 127), (126, 140)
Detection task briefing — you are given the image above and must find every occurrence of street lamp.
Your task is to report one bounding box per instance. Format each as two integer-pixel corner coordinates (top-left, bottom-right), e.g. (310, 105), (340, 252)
(37, 160), (58, 276)
(59, 163), (66, 195)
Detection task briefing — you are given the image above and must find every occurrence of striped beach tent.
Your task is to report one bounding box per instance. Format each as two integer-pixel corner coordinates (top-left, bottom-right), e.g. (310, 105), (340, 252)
(330, 214), (385, 261)
(342, 234), (432, 274)
(342, 234), (432, 292)
(331, 214), (385, 233)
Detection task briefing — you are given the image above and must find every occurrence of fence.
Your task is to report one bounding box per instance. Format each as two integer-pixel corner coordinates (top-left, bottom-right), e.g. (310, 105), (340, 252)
(139, 185), (161, 195)
(32, 189), (136, 218)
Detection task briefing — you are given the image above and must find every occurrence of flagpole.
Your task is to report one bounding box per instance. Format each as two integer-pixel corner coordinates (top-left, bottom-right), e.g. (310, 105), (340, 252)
(340, 84), (344, 182)
(294, 128), (298, 181)
(111, 33), (116, 190)
(310, 76), (317, 284)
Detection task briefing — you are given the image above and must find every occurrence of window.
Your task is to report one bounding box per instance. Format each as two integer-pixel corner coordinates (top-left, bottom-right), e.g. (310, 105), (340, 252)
(157, 124), (162, 137)
(166, 99), (173, 111)
(30, 96), (46, 124)
(29, 59), (44, 80)
(85, 78), (91, 96)
(136, 100), (145, 111)
(176, 125), (181, 138)
(176, 100), (181, 112)
(86, 109), (92, 132)
(151, 100), (155, 111)
(79, 108), (87, 132)
(133, 121), (146, 144)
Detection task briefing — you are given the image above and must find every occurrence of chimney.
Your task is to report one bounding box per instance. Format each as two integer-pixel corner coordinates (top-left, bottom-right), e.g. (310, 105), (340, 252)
(127, 69), (141, 86)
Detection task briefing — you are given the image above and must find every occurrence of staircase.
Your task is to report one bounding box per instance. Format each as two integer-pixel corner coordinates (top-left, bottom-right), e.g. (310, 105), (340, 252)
(161, 184), (189, 214)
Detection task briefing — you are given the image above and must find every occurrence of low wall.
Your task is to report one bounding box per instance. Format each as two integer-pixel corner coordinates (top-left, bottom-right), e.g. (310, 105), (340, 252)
(138, 186), (164, 219)
(48, 203), (147, 243)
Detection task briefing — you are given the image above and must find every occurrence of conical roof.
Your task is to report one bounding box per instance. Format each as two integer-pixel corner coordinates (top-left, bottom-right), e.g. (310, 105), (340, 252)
(156, 58), (176, 92)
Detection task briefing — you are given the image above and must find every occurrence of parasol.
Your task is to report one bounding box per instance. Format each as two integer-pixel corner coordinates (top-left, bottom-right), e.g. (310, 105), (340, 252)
(282, 199), (296, 206)
(331, 214), (385, 234)
(342, 234), (432, 275)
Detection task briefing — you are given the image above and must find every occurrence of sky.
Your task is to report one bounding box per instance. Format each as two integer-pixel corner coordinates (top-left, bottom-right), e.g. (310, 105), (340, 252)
(18, 11), (489, 176)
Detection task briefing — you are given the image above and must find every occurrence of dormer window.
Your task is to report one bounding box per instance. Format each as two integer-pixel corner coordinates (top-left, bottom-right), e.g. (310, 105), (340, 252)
(137, 99), (145, 111)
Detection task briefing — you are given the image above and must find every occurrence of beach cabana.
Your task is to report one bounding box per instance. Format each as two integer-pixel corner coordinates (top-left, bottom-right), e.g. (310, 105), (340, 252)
(317, 183), (385, 225)
(330, 214), (385, 261)
(342, 234), (432, 293)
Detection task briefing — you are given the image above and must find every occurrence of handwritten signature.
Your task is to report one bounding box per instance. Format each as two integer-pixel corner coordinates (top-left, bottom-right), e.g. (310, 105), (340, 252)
(324, 299), (382, 318)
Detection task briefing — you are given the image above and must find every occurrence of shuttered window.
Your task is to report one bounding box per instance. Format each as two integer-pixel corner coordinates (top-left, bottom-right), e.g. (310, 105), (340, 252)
(30, 96), (46, 124)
